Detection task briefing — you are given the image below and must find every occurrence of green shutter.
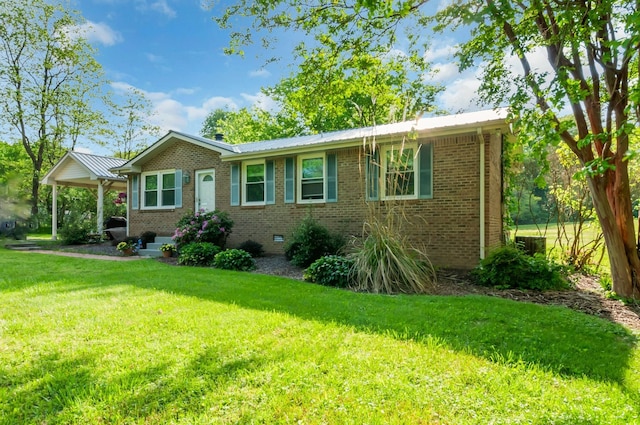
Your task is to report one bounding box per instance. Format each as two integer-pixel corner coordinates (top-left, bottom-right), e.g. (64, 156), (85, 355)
(174, 169), (183, 208)
(366, 150), (379, 201)
(131, 175), (139, 210)
(327, 153), (337, 202)
(284, 157), (294, 203)
(230, 164), (240, 206)
(419, 144), (433, 199)
(266, 160), (275, 204)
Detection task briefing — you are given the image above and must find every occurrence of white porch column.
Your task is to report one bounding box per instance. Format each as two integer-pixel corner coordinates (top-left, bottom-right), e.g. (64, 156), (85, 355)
(51, 182), (58, 240)
(97, 180), (104, 233)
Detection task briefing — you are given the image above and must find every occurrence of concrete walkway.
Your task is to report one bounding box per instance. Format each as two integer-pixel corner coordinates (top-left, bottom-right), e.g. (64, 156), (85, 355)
(21, 250), (147, 261)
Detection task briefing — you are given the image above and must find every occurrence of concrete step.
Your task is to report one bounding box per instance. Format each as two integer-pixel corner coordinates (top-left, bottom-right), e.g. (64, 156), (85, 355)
(5, 241), (39, 250)
(139, 236), (175, 257)
(138, 248), (162, 257)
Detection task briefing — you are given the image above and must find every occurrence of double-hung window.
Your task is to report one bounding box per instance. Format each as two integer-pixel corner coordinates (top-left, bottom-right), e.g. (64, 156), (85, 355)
(298, 154), (325, 202)
(142, 170), (177, 208)
(367, 143), (432, 201)
(244, 161), (265, 205)
(383, 145), (416, 199)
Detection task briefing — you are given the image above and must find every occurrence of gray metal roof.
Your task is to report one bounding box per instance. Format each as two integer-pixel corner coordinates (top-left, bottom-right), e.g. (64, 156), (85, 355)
(226, 108), (510, 154)
(68, 151), (127, 180)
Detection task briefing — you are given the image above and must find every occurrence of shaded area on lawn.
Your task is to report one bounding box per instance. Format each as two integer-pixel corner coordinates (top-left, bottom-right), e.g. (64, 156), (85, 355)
(2, 251), (637, 389)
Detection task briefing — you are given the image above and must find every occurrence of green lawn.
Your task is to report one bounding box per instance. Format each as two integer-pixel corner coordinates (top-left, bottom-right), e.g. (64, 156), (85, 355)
(1, 250), (639, 424)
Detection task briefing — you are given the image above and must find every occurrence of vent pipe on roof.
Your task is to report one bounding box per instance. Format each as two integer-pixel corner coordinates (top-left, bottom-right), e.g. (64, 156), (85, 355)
(214, 133), (224, 141)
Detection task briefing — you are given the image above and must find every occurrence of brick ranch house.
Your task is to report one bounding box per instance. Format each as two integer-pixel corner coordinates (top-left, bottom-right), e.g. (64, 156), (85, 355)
(108, 109), (510, 269)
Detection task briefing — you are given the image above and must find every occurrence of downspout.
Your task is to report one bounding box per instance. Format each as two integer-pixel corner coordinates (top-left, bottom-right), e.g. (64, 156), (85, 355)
(126, 177), (130, 238)
(51, 182), (58, 241)
(478, 128), (485, 260)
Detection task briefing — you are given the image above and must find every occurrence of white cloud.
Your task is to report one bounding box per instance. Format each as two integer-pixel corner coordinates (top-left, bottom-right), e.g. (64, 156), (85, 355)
(241, 92), (278, 112)
(424, 42), (455, 62)
(175, 87), (198, 95)
(428, 62), (460, 83)
(437, 75), (483, 112)
(249, 69), (271, 78)
(152, 0), (177, 18)
(73, 21), (123, 46)
(144, 0), (177, 18)
(146, 53), (164, 63)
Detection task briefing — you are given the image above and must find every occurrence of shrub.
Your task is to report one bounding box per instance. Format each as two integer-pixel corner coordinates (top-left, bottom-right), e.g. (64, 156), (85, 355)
(58, 213), (91, 245)
(350, 220), (436, 294)
(304, 255), (356, 288)
(177, 242), (221, 266)
(284, 215), (345, 267)
(173, 209), (233, 249)
(238, 239), (264, 257)
(214, 249), (256, 271)
(139, 231), (157, 248)
(472, 245), (571, 291)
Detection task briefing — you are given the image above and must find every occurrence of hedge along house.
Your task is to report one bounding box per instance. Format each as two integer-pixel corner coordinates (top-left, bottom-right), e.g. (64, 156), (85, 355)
(111, 109), (510, 269)
(41, 151), (128, 239)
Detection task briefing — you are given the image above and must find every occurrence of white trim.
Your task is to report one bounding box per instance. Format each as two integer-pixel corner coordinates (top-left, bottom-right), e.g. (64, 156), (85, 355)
(97, 181), (104, 233)
(242, 159), (266, 206)
(380, 143), (418, 200)
(297, 153), (326, 204)
(141, 169), (177, 210)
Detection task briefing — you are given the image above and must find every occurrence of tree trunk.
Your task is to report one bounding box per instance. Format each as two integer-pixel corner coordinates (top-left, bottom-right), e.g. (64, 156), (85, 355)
(30, 171), (40, 217)
(588, 176), (640, 299)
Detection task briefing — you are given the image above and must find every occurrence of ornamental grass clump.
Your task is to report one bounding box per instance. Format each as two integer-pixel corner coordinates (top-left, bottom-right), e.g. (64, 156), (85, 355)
(172, 209), (233, 249)
(350, 217), (436, 294)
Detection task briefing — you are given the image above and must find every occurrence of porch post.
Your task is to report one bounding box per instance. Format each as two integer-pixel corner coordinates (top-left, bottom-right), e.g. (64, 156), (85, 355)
(51, 182), (58, 240)
(97, 180), (104, 233)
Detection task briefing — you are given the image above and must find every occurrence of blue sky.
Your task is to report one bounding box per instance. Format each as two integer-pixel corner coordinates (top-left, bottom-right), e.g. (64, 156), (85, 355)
(74, 0), (483, 150)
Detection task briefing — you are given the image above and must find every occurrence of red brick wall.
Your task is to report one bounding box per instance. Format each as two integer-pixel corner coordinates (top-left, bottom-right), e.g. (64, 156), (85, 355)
(129, 132), (504, 269)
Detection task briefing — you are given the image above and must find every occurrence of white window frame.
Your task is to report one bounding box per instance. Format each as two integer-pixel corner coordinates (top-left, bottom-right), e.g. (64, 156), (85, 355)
(242, 160), (266, 206)
(141, 169), (176, 209)
(381, 144), (418, 200)
(297, 153), (326, 204)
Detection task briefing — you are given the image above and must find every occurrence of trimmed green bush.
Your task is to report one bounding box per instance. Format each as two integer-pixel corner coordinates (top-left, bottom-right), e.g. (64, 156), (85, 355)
(238, 239), (264, 257)
(304, 255), (356, 288)
(284, 215), (345, 267)
(177, 242), (221, 267)
(58, 213), (91, 245)
(214, 249), (256, 271)
(472, 246), (571, 290)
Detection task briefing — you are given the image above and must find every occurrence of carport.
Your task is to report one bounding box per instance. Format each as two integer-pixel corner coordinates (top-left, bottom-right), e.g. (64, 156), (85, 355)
(41, 151), (128, 240)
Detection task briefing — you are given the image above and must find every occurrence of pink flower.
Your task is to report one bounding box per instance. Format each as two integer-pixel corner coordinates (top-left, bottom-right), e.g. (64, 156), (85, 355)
(202, 220), (208, 229)
(219, 227), (225, 233)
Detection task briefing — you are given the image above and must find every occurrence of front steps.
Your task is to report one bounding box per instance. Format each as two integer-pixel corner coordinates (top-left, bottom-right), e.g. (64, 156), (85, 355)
(5, 241), (39, 251)
(138, 236), (174, 257)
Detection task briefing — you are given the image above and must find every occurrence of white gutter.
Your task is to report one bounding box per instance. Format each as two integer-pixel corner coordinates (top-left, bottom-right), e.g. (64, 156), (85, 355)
(478, 128), (485, 260)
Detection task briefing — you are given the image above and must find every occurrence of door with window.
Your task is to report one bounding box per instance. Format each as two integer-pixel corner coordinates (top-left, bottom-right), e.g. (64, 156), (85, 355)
(195, 169), (215, 212)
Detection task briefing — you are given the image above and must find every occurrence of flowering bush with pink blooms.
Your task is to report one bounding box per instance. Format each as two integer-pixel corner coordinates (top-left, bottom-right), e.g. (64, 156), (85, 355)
(172, 209), (234, 249)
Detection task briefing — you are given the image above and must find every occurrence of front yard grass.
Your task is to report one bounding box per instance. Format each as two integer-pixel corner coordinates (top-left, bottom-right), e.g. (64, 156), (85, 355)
(1, 250), (639, 424)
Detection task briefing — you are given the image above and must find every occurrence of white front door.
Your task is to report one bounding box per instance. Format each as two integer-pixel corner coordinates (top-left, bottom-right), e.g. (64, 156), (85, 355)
(195, 169), (215, 212)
